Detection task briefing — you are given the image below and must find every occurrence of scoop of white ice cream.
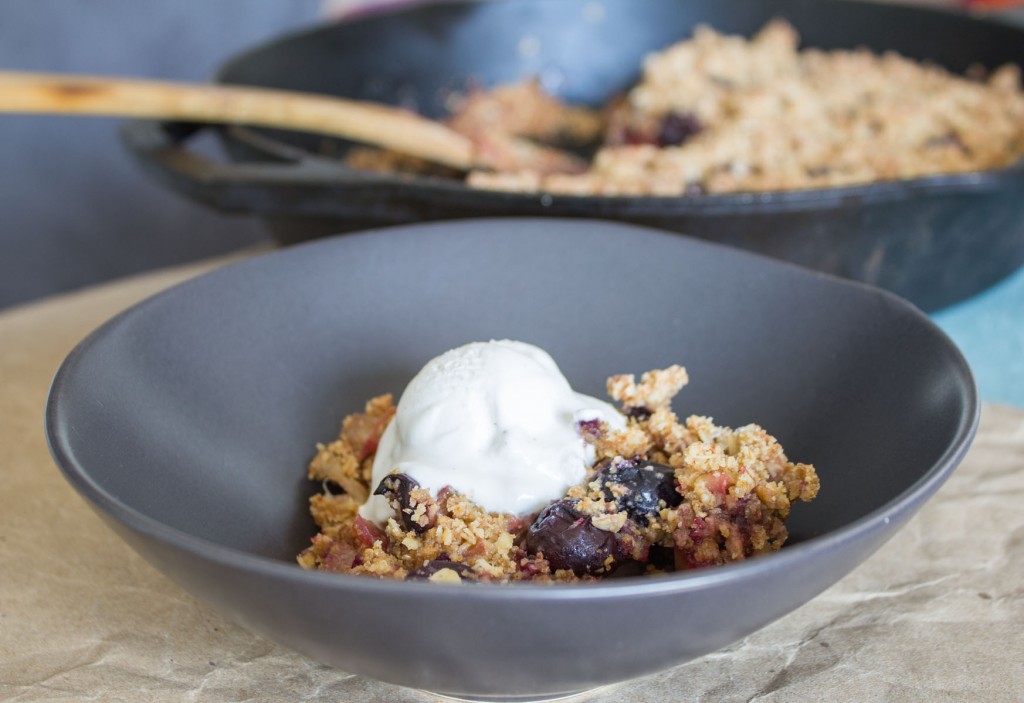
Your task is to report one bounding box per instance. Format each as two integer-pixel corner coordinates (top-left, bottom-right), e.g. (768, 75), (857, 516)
(359, 340), (625, 523)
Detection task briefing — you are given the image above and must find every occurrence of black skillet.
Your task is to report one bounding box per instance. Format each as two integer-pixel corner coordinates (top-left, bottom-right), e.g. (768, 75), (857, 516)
(121, 0), (1024, 312)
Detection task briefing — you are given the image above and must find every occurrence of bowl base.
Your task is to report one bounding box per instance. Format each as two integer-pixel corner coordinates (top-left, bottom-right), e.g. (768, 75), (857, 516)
(424, 685), (612, 702)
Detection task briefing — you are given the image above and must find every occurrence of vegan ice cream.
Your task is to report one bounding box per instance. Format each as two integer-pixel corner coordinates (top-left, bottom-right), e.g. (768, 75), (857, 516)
(359, 340), (625, 523)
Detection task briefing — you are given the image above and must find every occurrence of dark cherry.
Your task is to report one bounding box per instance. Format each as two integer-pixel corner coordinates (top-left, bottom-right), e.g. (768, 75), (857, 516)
(595, 458), (682, 525)
(657, 111), (703, 147)
(646, 545), (677, 572)
(525, 500), (628, 576)
(407, 559), (474, 581)
(373, 472), (427, 533)
(624, 405), (652, 420)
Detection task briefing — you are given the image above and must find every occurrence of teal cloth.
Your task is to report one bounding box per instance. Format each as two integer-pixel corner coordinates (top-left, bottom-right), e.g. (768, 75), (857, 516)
(933, 266), (1024, 408)
(932, 0), (1024, 407)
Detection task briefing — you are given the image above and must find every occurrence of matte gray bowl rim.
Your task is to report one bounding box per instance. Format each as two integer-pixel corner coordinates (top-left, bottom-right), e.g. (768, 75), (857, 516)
(45, 218), (980, 603)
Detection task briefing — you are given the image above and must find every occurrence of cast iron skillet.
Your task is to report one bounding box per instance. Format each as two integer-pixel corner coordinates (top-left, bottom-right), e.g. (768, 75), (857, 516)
(121, 0), (1024, 312)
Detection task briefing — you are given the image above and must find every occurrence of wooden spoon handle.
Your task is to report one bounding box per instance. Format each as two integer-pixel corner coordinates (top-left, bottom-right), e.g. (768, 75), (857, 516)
(0, 71), (474, 170)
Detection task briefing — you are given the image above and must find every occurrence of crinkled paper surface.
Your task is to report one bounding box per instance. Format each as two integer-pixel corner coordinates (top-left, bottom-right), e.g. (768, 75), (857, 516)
(1, 258), (1022, 702)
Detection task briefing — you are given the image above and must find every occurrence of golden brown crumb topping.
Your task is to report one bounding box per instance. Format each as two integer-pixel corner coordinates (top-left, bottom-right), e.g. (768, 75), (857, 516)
(346, 20), (1024, 196)
(298, 363), (819, 583)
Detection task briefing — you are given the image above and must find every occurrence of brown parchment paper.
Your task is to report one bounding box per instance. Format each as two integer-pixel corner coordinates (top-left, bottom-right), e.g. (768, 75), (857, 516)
(1, 258), (1023, 702)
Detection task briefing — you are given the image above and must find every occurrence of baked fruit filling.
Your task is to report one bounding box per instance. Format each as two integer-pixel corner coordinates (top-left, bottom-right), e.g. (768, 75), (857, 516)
(298, 353), (819, 583)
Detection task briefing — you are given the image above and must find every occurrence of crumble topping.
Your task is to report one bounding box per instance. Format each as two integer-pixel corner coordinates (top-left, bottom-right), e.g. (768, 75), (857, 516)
(298, 365), (819, 583)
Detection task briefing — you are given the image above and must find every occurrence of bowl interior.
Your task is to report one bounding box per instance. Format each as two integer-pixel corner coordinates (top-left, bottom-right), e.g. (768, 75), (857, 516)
(50, 219), (974, 567)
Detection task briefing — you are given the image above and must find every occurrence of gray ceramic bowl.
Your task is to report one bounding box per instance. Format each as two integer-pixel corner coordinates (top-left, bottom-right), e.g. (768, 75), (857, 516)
(46, 219), (977, 700)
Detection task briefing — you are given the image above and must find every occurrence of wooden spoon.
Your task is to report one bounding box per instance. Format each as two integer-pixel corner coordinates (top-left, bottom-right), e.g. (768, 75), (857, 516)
(0, 71), (587, 174)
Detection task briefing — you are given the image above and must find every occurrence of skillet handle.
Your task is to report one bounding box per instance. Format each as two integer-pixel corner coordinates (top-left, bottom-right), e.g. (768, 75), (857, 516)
(119, 119), (375, 215)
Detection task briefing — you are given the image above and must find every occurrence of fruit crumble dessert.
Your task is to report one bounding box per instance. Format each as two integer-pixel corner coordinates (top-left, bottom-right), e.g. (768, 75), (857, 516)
(346, 19), (1024, 195)
(297, 341), (819, 583)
